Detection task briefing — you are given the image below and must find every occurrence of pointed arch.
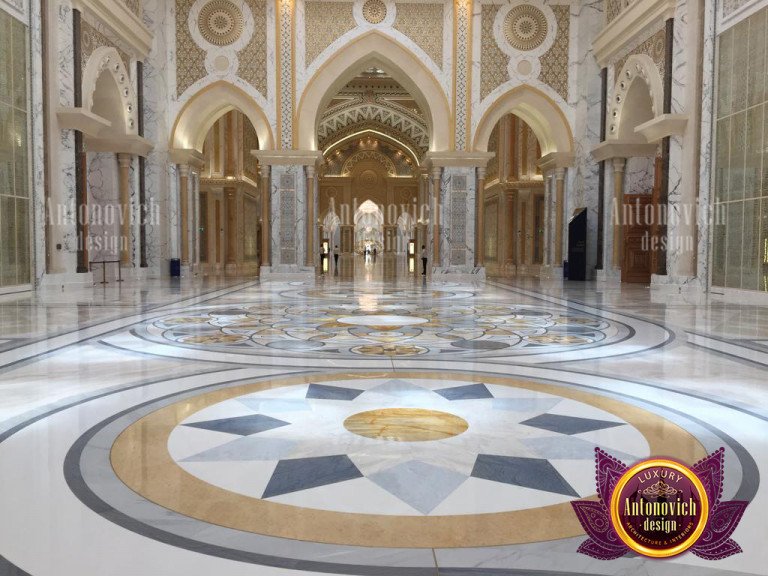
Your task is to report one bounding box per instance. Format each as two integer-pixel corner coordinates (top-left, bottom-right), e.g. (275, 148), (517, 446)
(473, 85), (573, 156)
(295, 31), (451, 152)
(170, 81), (274, 151)
(608, 54), (663, 141)
(82, 47), (137, 136)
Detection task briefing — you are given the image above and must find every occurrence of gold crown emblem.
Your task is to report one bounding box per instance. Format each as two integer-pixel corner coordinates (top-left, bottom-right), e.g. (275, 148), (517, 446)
(642, 480), (678, 498)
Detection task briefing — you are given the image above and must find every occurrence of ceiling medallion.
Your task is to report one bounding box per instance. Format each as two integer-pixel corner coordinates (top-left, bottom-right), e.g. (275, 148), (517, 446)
(504, 5), (548, 52)
(199, 0), (244, 46)
(362, 0), (387, 24)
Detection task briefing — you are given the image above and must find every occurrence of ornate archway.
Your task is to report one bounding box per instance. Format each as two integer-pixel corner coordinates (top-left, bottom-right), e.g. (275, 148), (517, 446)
(473, 84), (573, 156)
(608, 54), (663, 141)
(296, 31), (451, 152)
(170, 80), (274, 151)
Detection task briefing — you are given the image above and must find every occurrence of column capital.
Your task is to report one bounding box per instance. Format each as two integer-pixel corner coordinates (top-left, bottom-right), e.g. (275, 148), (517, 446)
(612, 157), (627, 173)
(306, 165), (316, 179)
(477, 167), (486, 180)
(178, 164), (190, 177)
(117, 153), (133, 168)
(430, 166), (442, 181)
(554, 167), (566, 181)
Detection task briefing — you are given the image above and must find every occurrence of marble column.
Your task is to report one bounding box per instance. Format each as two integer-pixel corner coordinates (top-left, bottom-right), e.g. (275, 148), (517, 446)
(418, 171), (428, 253)
(306, 166), (316, 267)
(260, 166), (270, 267)
(525, 192), (535, 266)
(542, 172), (551, 266)
(612, 158), (626, 269)
(554, 168), (566, 267)
(117, 154), (133, 266)
(179, 165), (190, 265)
(498, 189), (508, 272)
(476, 167), (486, 267)
(431, 167), (442, 266)
(226, 188), (237, 267)
(193, 175), (200, 270)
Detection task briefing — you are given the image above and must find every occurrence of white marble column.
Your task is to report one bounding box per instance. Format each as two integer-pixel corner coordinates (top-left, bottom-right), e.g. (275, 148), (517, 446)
(117, 154), (133, 267)
(476, 167), (486, 267)
(260, 166), (271, 268)
(431, 167), (442, 266)
(554, 168), (566, 268)
(612, 158), (626, 270)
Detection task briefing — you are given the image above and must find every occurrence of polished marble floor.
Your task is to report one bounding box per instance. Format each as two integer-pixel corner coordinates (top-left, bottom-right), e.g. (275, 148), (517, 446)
(0, 255), (766, 575)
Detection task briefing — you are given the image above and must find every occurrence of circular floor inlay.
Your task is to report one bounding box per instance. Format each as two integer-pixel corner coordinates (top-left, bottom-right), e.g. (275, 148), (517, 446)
(337, 314), (429, 327)
(344, 408), (469, 441)
(107, 371), (705, 548)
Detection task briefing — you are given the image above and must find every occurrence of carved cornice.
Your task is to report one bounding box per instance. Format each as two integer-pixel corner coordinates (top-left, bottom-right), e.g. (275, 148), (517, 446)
(537, 151), (574, 172)
(425, 151), (495, 169)
(252, 150), (323, 166)
(590, 140), (657, 161)
(593, 0), (675, 68)
(72, 0), (153, 59)
(86, 134), (154, 156)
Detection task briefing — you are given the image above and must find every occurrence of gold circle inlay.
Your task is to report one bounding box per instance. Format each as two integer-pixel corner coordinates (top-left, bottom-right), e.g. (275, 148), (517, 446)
(198, 0), (244, 46)
(344, 408), (469, 442)
(504, 5), (548, 51)
(362, 0), (387, 23)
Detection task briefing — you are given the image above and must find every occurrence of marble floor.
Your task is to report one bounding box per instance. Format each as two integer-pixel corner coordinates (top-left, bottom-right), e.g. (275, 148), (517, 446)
(0, 255), (766, 576)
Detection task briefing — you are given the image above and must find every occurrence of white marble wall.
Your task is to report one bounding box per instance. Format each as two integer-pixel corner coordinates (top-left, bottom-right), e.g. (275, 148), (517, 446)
(86, 152), (120, 263)
(624, 156), (656, 194)
(435, 167), (477, 273)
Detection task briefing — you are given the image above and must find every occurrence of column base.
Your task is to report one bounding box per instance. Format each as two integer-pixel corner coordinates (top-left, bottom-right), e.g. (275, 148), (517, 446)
(539, 266), (564, 281)
(39, 271), (95, 289)
(650, 275), (705, 303)
(595, 268), (621, 283)
(259, 265), (316, 282)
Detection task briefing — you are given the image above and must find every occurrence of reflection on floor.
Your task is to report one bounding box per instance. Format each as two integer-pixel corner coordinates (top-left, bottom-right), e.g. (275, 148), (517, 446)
(0, 255), (765, 575)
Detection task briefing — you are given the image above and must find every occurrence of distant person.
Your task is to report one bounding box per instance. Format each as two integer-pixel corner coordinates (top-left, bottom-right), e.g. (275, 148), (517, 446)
(420, 245), (427, 276)
(333, 245), (339, 267)
(373, 247), (377, 261)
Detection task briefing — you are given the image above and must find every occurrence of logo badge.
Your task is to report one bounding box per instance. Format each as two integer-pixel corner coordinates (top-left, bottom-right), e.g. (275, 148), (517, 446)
(609, 459), (708, 557)
(571, 448), (748, 560)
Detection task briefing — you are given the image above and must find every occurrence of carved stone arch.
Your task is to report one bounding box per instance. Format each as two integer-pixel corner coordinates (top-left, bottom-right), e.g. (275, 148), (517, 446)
(296, 30), (451, 151)
(342, 150), (397, 176)
(171, 81), (275, 151)
(608, 54), (664, 141)
(473, 84), (573, 156)
(82, 46), (137, 135)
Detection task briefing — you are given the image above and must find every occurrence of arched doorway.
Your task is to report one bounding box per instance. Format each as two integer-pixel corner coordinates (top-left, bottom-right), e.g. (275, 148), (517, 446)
(474, 86), (574, 278)
(316, 67), (423, 276)
(480, 113), (544, 277)
(354, 200), (385, 254)
(168, 84), (274, 277)
(197, 110), (262, 277)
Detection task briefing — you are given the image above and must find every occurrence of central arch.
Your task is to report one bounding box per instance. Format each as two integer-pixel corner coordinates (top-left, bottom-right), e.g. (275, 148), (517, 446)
(473, 85), (573, 155)
(296, 31), (451, 152)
